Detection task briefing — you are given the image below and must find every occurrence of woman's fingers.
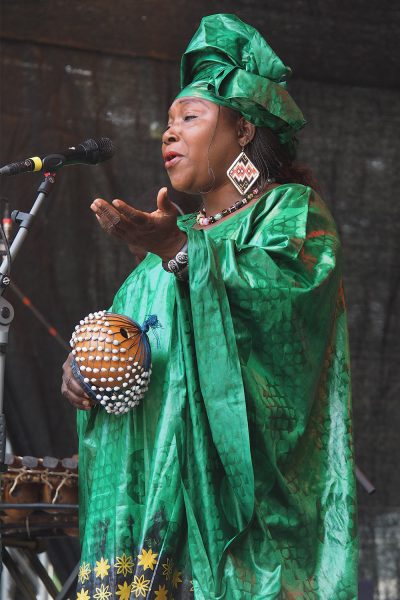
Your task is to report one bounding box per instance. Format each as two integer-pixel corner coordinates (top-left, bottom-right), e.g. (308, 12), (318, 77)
(156, 187), (178, 216)
(61, 355), (95, 411)
(91, 199), (124, 235)
(111, 199), (147, 224)
(91, 198), (148, 240)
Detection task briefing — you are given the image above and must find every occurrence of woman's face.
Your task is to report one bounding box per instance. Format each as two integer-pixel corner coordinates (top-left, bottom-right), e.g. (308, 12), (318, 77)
(161, 97), (241, 194)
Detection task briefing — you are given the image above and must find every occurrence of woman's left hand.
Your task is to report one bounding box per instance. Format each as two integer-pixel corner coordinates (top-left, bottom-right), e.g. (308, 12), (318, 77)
(90, 187), (186, 261)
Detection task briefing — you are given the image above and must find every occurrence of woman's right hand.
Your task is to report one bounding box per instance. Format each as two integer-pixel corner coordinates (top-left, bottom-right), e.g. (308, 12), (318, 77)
(61, 354), (95, 411)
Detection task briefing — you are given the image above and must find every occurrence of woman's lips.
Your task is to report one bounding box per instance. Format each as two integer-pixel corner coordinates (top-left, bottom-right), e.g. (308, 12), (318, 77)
(164, 155), (184, 169)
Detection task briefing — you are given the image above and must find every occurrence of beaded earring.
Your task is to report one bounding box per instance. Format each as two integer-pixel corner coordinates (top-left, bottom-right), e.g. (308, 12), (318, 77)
(226, 144), (260, 195)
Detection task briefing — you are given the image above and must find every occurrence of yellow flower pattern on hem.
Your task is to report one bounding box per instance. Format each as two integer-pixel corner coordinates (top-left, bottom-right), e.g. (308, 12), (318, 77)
(172, 569), (182, 589)
(93, 583), (112, 600)
(76, 553), (187, 597)
(116, 580), (132, 600)
(78, 562), (91, 584)
(131, 574), (150, 598)
(115, 553), (134, 576)
(137, 547), (158, 571)
(154, 584), (168, 599)
(94, 557), (111, 579)
(162, 557), (174, 580)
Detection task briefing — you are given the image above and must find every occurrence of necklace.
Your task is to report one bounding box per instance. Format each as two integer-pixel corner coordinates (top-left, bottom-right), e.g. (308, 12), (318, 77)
(196, 181), (274, 227)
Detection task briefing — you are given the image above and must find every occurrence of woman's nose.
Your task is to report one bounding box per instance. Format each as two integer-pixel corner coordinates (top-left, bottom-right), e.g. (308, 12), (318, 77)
(162, 127), (178, 145)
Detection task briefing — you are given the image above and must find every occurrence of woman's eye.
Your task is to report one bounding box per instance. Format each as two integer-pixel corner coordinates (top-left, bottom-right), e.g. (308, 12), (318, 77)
(184, 115), (197, 121)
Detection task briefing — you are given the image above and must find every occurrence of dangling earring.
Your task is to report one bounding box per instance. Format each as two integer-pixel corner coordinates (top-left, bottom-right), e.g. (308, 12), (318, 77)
(226, 143), (260, 195)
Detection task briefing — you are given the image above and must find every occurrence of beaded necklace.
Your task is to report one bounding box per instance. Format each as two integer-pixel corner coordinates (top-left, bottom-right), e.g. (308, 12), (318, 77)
(196, 180), (274, 227)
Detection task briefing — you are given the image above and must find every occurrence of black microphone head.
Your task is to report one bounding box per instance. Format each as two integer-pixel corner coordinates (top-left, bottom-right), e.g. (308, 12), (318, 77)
(80, 138), (114, 164)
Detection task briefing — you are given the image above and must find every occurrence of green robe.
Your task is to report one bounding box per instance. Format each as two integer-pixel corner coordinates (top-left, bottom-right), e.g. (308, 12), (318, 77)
(76, 183), (358, 600)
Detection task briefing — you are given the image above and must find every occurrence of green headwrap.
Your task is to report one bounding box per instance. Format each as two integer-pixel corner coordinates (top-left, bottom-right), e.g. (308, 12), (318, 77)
(177, 14), (306, 145)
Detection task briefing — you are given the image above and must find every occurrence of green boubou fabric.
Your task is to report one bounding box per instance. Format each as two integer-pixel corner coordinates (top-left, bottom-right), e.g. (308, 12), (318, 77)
(76, 184), (358, 600)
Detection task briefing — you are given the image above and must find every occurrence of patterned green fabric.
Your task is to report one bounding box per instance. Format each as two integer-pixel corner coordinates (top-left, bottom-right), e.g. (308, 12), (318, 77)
(177, 14), (306, 144)
(76, 184), (358, 600)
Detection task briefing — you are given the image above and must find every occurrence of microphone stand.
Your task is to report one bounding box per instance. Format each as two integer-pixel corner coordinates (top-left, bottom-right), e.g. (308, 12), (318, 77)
(0, 172), (57, 472)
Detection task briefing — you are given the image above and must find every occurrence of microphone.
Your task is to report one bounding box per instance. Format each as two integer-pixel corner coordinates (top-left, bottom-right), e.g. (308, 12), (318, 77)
(0, 137), (114, 176)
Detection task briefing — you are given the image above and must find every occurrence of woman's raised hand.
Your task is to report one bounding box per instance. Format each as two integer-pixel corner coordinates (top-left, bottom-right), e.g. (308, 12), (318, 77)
(90, 187), (187, 261)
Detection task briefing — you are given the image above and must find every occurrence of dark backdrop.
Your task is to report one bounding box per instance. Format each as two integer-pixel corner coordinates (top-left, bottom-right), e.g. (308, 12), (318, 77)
(1, 1), (399, 597)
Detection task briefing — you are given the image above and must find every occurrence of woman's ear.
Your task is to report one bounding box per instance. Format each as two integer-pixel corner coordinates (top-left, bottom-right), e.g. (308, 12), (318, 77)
(237, 118), (256, 146)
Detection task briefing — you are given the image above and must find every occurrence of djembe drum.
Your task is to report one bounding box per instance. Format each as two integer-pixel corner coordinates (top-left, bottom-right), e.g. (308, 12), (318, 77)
(70, 310), (156, 414)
